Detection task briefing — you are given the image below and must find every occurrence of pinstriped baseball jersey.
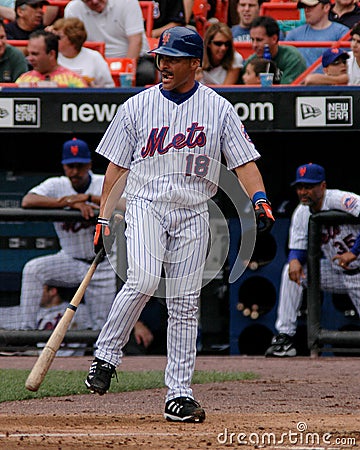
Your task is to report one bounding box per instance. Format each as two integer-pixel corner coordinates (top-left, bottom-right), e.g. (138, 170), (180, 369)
(289, 189), (360, 269)
(28, 172), (104, 260)
(96, 83), (260, 205)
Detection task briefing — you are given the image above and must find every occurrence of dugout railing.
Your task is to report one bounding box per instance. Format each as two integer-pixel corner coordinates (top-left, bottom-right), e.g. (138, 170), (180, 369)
(0, 208), (127, 352)
(307, 210), (360, 356)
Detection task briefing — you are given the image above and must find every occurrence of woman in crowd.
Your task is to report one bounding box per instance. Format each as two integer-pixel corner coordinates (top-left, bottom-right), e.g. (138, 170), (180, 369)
(196, 21), (243, 85)
(49, 17), (115, 87)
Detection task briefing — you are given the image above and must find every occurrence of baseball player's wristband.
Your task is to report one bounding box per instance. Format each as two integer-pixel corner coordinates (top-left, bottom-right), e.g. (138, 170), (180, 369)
(288, 249), (307, 265)
(88, 194), (92, 203)
(252, 191), (268, 204)
(97, 217), (110, 226)
(350, 234), (360, 256)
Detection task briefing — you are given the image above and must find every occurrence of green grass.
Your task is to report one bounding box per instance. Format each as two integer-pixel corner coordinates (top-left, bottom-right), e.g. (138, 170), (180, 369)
(0, 369), (258, 403)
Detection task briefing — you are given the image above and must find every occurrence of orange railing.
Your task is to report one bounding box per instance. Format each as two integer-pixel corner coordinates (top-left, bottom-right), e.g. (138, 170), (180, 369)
(8, 40), (106, 57)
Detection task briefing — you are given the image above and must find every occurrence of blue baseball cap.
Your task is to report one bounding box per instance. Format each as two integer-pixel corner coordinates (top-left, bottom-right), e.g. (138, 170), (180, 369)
(322, 47), (349, 68)
(291, 163), (326, 186)
(61, 138), (91, 164)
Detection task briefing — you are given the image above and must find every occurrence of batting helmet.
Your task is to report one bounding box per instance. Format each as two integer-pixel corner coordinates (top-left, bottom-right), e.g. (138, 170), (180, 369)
(148, 26), (204, 61)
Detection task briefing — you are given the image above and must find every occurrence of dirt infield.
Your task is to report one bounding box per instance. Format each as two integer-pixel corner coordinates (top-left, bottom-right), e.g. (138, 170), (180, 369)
(0, 355), (359, 449)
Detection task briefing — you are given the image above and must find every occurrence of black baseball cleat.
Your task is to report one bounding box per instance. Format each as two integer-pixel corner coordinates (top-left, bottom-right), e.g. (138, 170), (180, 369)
(265, 333), (296, 357)
(84, 357), (116, 395)
(164, 397), (206, 423)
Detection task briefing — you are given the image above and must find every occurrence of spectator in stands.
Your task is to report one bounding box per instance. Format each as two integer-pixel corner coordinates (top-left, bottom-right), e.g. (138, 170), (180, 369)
(0, 17), (28, 81)
(196, 21), (243, 84)
(1, 0), (59, 25)
(64, 0), (156, 86)
(242, 56), (278, 84)
(151, 1), (186, 39)
(265, 163), (360, 357)
(303, 46), (349, 84)
(0, 0), (15, 22)
(242, 16), (307, 84)
(15, 29), (88, 87)
(347, 22), (360, 84)
(5, 0), (47, 40)
(329, 0), (360, 29)
(285, 0), (349, 73)
(231, 0), (260, 42)
(19, 137), (122, 331)
(49, 17), (115, 88)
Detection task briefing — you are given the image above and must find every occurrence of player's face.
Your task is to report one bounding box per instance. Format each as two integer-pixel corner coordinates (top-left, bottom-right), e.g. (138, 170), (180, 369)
(63, 163), (92, 190)
(250, 26), (277, 58)
(157, 55), (199, 93)
(295, 181), (326, 211)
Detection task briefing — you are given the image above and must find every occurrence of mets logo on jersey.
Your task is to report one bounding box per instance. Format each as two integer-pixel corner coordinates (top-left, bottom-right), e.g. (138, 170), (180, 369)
(141, 122), (206, 158)
(342, 195), (358, 211)
(241, 124), (253, 143)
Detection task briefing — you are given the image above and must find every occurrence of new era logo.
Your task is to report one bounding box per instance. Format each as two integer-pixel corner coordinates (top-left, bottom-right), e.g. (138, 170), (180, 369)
(300, 103), (321, 119)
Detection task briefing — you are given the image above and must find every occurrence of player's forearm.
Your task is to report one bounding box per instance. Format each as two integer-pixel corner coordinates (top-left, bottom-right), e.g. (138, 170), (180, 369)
(234, 161), (267, 200)
(22, 192), (71, 209)
(99, 163), (129, 219)
(22, 192), (97, 209)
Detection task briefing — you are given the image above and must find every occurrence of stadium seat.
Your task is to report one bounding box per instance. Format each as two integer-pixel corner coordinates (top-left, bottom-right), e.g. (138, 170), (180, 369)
(234, 42), (253, 60)
(139, 1), (154, 38)
(192, 0), (211, 37)
(214, 0), (229, 24)
(106, 57), (137, 87)
(260, 2), (300, 21)
(45, 0), (70, 17)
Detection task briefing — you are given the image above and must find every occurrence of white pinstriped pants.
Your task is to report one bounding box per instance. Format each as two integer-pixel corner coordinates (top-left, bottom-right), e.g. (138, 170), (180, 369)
(94, 198), (209, 402)
(276, 259), (360, 336)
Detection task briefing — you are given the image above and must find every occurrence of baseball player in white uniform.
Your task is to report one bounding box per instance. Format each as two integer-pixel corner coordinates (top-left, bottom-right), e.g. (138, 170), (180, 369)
(85, 26), (275, 422)
(19, 138), (117, 331)
(266, 163), (360, 357)
(36, 284), (91, 356)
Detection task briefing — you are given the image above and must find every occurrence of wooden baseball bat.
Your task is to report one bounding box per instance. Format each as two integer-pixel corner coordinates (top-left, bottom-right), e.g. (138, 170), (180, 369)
(25, 249), (104, 392)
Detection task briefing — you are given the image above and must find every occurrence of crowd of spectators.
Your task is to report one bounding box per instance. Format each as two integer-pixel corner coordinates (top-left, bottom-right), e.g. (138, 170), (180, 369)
(1, 0), (360, 86)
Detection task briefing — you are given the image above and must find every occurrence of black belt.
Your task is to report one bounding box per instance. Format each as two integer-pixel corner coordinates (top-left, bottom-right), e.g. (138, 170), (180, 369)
(343, 267), (360, 276)
(73, 257), (95, 264)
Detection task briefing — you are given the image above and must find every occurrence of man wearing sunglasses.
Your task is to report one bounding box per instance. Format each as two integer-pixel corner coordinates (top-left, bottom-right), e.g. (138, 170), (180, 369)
(5, 0), (48, 41)
(303, 46), (349, 85)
